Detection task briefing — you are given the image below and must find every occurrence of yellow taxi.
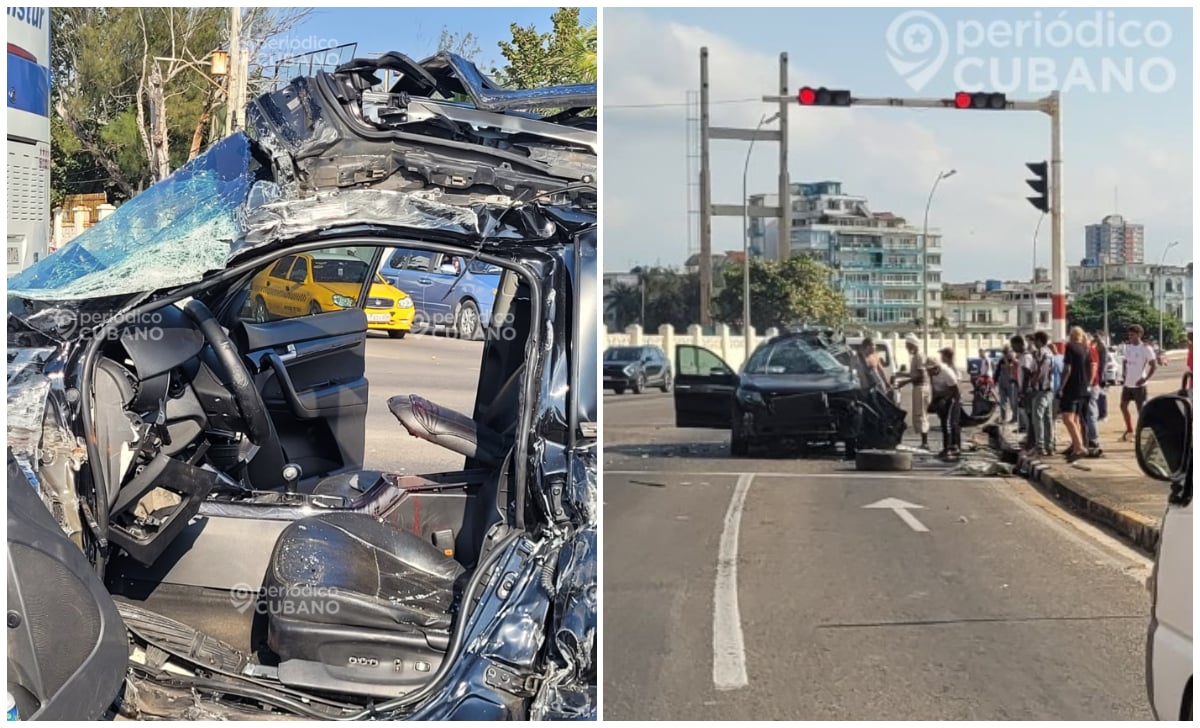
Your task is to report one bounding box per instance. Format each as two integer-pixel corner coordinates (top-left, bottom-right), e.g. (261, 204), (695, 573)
(248, 252), (415, 338)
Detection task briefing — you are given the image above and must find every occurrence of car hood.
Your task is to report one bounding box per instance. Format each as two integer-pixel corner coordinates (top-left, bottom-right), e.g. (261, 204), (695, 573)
(9, 51), (595, 311)
(739, 372), (856, 395)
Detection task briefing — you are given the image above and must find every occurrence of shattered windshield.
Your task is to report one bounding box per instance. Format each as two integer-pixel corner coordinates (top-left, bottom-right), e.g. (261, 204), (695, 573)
(8, 134), (259, 302)
(745, 338), (846, 376)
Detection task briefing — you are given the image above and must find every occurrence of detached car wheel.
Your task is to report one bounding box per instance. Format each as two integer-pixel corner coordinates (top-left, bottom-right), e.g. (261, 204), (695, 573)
(854, 449), (912, 472)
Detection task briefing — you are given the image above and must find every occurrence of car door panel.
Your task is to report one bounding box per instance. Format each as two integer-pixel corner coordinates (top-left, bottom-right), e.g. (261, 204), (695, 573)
(236, 307), (369, 472)
(673, 344), (736, 428)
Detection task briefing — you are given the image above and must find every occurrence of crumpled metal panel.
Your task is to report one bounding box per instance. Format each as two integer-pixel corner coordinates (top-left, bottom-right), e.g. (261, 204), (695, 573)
(7, 347), (56, 462)
(240, 188), (482, 246)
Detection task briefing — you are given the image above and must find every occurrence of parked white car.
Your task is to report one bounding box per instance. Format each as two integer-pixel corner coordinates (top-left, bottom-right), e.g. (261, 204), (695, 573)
(1137, 392), (1192, 720)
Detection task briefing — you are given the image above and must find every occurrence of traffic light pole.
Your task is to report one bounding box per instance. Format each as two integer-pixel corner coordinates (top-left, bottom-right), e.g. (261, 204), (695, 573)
(765, 90), (1067, 345)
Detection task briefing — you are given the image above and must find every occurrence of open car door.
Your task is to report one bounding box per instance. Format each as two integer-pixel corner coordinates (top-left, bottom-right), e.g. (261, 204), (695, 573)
(673, 344), (736, 428)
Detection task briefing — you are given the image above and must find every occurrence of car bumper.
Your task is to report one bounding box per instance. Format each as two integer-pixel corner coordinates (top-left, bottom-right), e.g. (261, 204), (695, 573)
(734, 394), (856, 440)
(603, 376), (636, 389)
(365, 307), (414, 331)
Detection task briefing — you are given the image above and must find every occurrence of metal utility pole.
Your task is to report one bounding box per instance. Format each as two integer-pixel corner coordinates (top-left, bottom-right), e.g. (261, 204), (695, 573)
(1048, 91), (1065, 347)
(224, 7), (242, 136)
(699, 48), (712, 327)
(698, 49), (787, 330)
(1031, 212), (1045, 333)
(1102, 260), (1109, 342)
(776, 53), (790, 263)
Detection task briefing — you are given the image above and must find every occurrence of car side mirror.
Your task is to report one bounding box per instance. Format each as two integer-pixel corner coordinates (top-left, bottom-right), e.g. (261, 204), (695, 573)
(1135, 394), (1191, 483)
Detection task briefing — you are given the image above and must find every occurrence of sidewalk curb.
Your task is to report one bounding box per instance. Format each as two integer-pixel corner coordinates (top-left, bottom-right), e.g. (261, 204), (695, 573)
(987, 425), (1161, 554)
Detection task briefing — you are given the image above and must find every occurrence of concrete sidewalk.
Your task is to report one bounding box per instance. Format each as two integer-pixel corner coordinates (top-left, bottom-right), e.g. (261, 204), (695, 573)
(991, 369), (1186, 554)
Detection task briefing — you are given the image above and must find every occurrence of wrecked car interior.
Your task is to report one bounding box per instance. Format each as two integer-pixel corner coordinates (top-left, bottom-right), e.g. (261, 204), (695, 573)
(7, 52), (596, 720)
(672, 329), (908, 456)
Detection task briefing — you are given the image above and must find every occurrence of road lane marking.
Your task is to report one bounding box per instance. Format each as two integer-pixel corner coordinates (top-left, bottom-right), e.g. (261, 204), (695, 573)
(862, 497), (929, 533)
(606, 470), (999, 482)
(713, 473), (753, 691)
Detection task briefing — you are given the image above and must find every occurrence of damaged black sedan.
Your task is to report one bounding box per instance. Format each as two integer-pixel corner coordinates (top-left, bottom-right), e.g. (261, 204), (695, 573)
(7, 52), (596, 721)
(673, 330), (906, 456)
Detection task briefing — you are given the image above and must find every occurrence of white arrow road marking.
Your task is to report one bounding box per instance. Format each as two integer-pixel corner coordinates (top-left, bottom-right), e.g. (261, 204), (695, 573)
(863, 497), (929, 533)
(713, 473), (754, 690)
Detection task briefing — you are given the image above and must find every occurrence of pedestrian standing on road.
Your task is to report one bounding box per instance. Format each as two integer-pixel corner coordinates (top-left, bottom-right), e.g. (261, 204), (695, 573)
(1119, 324), (1158, 442)
(1083, 333), (1104, 456)
(1029, 331), (1056, 456)
(1011, 335), (1032, 440)
(1093, 331), (1110, 421)
(928, 348), (962, 459)
(894, 334), (932, 450)
(995, 345), (1017, 423)
(858, 337), (889, 393)
(1057, 327), (1092, 462)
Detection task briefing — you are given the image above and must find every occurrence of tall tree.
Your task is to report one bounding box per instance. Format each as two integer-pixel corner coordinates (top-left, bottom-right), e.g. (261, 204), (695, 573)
(712, 255), (848, 330)
(1068, 287), (1186, 348)
(495, 7), (597, 88)
(605, 283), (642, 331)
(438, 27), (482, 61)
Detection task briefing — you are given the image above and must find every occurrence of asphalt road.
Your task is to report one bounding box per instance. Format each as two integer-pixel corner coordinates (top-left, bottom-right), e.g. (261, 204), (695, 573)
(602, 391), (1155, 720)
(361, 330), (481, 474)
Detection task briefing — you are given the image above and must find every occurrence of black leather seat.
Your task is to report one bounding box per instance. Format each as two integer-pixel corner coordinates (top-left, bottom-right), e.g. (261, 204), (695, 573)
(388, 395), (506, 466)
(264, 511), (465, 698)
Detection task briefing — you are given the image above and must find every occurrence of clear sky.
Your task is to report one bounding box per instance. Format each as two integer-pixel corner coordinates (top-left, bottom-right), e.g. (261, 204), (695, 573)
(276, 7), (595, 72)
(603, 7), (1193, 281)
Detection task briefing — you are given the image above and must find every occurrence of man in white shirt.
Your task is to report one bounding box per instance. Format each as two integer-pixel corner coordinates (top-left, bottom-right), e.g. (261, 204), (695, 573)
(927, 348), (962, 458)
(894, 334), (932, 449)
(1119, 323), (1158, 441)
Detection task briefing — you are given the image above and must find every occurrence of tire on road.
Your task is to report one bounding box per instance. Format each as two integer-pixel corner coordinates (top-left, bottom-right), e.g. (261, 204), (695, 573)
(854, 449), (912, 472)
(388, 330), (406, 339)
(613, 386), (626, 395)
(455, 299), (483, 340)
(660, 372), (672, 393)
(632, 374), (645, 394)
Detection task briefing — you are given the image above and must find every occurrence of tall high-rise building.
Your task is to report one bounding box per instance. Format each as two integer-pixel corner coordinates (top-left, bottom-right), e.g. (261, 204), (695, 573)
(748, 181), (942, 331)
(1084, 214), (1144, 266)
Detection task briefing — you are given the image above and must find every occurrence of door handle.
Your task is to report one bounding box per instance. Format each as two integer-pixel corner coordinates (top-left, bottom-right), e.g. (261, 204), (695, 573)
(418, 277), (434, 285)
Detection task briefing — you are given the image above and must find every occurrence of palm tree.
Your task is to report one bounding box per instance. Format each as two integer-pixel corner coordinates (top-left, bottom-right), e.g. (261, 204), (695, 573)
(568, 23), (597, 83)
(605, 283), (642, 330)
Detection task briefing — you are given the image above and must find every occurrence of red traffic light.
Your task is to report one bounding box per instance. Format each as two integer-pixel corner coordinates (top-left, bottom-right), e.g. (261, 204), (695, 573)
(798, 86), (851, 107)
(952, 91), (1007, 110)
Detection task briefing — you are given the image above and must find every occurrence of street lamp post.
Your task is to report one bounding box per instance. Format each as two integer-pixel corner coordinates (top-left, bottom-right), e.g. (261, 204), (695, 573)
(742, 112), (780, 359)
(921, 169), (956, 354)
(1157, 240), (1180, 346)
(1031, 212), (1045, 333)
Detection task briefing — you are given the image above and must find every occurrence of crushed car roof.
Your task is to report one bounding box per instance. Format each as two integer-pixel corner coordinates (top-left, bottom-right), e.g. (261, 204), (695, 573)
(9, 52), (596, 302)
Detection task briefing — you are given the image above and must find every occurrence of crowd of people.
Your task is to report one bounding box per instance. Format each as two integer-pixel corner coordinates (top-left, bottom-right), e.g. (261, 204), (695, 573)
(875, 325), (1194, 463)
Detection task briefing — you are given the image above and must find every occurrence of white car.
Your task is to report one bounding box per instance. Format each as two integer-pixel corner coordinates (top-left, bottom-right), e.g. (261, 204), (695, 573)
(1104, 351), (1124, 387)
(1137, 393), (1192, 720)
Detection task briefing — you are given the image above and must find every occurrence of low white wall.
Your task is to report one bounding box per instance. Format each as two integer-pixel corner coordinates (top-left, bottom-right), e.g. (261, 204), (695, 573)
(605, 324), (1013, 372)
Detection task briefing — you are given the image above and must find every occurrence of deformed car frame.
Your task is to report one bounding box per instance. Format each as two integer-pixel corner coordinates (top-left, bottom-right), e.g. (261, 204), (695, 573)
(6, 52), (597, 721)
(672, 329), (907, 456)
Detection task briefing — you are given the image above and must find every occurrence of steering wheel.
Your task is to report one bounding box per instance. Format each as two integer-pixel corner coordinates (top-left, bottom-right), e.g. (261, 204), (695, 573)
(182, 299), (275, 448)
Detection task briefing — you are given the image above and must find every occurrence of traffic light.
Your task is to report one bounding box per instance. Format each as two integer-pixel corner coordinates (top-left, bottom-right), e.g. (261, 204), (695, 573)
(1025, 161), (1049, 213)
(798, 86), (851, 106)
(952, 91), (1007, 110)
